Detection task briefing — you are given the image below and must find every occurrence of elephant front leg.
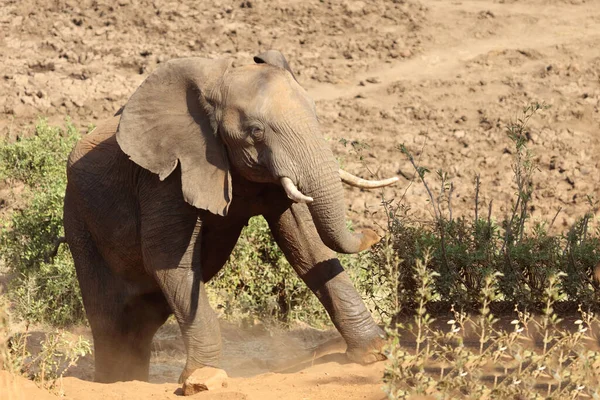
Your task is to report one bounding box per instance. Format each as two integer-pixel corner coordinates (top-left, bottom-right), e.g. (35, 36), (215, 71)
(264, 202), (386, 364)
(142, 212), (222, 383)
(154, 266), (222, 382)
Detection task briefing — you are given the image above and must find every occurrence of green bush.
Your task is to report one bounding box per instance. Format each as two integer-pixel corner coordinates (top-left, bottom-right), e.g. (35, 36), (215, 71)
(371, 208), (599, 316)
(208, 216), (334, 328)
(0, 118), (85, 326)
(207, 215), (377, 328)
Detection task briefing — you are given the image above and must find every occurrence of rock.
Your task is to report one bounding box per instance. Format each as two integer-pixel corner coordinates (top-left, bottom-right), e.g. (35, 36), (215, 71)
(182, 367), (228, 396)
(400, 48), (412, 58)
(344, 0), (366, 15)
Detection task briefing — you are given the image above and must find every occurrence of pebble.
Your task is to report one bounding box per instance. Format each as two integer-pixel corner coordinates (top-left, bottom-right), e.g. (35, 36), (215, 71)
(454, 130), (466, 139)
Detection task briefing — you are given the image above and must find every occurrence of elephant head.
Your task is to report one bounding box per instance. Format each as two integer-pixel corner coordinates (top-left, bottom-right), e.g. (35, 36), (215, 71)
(116, 51), (396, 254)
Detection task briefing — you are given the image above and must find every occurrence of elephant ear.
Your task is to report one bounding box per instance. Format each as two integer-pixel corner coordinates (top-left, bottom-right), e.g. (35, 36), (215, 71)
(116, 57), (233, 216)
(254, 50), (298, 82)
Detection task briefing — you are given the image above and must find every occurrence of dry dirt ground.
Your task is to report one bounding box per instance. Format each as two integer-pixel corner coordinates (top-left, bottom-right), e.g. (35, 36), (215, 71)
(1, 0), (600, 398)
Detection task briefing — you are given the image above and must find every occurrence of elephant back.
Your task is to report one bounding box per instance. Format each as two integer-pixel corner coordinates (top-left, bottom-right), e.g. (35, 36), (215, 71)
(68, 116), (122, 170)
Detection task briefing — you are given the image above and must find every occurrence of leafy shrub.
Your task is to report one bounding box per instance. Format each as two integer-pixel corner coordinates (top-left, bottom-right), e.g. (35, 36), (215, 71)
(0, 118), (84, 326)
(11, 329), (91, 392)
(208, 216), (333, 328)
(370, 209), (599, 316)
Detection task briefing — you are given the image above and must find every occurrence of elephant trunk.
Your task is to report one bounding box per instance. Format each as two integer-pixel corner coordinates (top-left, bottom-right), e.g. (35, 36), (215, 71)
(285, 138), (379, 254)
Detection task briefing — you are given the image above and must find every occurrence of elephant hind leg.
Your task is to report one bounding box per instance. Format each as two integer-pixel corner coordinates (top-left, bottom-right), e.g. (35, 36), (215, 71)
(91, 290), (171, 383)
(66, 219), (170, 382)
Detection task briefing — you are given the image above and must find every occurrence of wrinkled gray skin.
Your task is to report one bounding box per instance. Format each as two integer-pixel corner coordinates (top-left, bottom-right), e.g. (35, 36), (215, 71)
(64, 51), (386, 383)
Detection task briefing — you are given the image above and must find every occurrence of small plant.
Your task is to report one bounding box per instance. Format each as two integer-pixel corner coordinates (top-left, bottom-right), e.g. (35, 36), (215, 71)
(6, 327), (91, 393)
(383, 250), (439, 398)
(0, 293), (11, 372)
(1, 291), (91, 393)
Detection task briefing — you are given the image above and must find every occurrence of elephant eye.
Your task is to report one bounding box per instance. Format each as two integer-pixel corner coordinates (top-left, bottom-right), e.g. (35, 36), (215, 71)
(249, 125), (265, 142)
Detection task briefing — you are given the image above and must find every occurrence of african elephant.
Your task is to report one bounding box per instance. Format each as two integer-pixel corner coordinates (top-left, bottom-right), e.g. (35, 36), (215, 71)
(63, 50), (398, 383)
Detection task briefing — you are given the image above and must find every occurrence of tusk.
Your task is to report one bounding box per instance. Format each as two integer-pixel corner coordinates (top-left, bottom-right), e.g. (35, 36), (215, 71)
(339, 169), (399, 189)
(280, 177), (314, 204)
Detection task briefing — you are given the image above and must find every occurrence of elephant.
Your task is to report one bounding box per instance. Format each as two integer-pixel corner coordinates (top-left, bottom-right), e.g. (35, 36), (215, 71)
(63, 50), (399, 383)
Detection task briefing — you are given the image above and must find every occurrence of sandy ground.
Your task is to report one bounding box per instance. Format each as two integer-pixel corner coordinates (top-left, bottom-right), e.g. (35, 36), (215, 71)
(1, 322), (390, 400)
(1, 0), (600, 398)
(2, 360), (388, 400)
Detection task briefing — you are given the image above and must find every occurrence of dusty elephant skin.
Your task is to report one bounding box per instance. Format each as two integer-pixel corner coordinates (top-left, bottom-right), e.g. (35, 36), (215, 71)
(63, 51), (392, 383)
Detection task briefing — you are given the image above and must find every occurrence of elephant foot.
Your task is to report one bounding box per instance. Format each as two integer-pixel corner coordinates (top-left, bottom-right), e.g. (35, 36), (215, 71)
(345, 330), (387, 365)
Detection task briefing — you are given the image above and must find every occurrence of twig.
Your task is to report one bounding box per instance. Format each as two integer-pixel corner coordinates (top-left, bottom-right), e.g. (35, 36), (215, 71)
(44, 236), (66, 263)
(403, 148), (439, 222)
(518, 198), (528, 242)
(397, 169), (413, 180)
(448, 182), (454, 222)
(501, 195), (520, 254)
(549, 207), (562, 230)
(394, 137), (429, 216)
(582, 213), (590, 243)
(474, 174), (480, 225)
(487, 200), (493, 232)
